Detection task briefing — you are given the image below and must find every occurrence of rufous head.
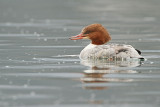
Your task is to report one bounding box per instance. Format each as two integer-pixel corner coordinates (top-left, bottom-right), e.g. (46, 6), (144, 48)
(70, 24), (111, 45)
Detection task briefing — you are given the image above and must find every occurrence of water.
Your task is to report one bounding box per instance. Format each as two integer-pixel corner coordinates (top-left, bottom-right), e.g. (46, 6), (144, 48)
(0, 0), (160, 107)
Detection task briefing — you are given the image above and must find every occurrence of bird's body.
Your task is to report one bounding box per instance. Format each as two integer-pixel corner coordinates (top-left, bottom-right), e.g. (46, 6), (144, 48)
(80, 43), (142, 60)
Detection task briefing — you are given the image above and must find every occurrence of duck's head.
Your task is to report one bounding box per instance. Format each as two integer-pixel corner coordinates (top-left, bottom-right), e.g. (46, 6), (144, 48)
(70, 24), (111, 45)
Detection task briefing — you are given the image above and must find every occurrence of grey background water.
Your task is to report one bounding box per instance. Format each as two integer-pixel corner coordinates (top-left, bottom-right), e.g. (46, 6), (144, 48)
(0, 0), (160, 107)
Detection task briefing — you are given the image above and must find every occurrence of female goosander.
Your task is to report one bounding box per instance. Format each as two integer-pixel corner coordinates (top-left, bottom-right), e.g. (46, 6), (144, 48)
(70, 24), (144, 60)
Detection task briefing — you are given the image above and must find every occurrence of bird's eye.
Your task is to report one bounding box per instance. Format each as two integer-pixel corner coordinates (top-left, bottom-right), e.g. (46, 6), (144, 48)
(83, 30), (91, 34)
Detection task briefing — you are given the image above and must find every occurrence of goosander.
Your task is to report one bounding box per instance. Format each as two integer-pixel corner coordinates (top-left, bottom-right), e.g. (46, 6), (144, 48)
(70, 24), (144, 60)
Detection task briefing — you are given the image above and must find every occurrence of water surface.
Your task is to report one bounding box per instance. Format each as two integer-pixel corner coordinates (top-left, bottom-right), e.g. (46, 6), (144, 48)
(0, 0), (160, 107)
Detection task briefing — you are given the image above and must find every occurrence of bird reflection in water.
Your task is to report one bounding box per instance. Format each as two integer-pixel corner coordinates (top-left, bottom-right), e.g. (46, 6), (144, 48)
(80, 58), (143, 90)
